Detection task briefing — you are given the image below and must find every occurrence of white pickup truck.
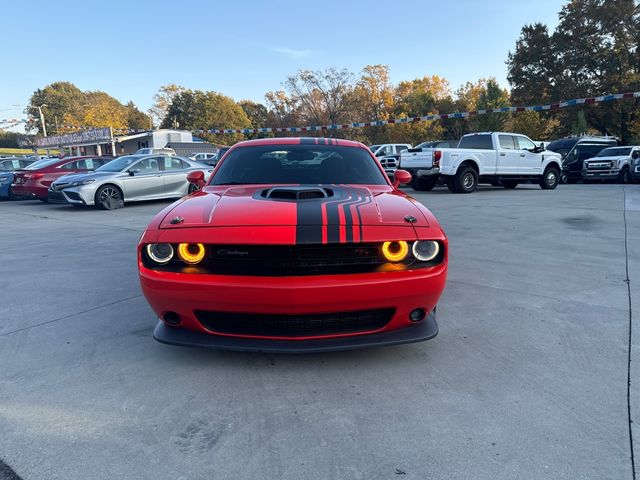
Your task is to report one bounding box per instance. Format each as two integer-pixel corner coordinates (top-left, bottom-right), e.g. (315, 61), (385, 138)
(399, 132), (563, 193)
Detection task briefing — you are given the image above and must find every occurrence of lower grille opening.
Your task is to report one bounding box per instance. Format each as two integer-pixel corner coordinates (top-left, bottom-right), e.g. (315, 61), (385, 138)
(195, 308), (395, 337)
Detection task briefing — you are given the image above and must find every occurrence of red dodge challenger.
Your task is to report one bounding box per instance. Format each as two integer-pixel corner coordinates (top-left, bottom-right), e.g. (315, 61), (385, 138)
(138, 138), (448, 352)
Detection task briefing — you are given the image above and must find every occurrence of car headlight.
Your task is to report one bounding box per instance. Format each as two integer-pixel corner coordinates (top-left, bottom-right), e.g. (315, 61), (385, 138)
(71, 179), (95, 187)
(412, 241), (440, 262)
(146, 243), (174, 264)
(381, 241), (409, 262)
(177, 243), (206, 264)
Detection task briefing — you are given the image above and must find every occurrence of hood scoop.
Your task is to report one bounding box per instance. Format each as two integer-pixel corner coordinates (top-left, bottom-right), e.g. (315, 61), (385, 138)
(261, 186), (334, 201)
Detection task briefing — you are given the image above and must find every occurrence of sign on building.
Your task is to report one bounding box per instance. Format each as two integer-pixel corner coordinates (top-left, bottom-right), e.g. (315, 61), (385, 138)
(36, 128), (113, 148)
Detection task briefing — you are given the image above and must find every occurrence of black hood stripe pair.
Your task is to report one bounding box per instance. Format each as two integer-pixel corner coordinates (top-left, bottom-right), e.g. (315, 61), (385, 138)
(295, 186), (371, 245)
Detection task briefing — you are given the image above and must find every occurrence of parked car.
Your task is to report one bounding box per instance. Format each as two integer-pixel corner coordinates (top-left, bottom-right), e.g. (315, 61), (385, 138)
(399, 140), (459, 190)
(0, 157), (40, 199)
(135, 147), (176, 156)
(48, 155), (213, 210)
(368, 144), (412, 178)
(400, 132), (562, 193)
(12, 156), (112, 201)
(545, 136), (618, 183)
(188, 152), (217, 164)
(139, 137), (447, 352)
(581, 146), (640, 183)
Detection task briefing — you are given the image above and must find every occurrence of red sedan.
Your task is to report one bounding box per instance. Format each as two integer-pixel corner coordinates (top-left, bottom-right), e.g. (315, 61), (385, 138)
(139, 138), (448, 352)
(12, 156), (112, 201)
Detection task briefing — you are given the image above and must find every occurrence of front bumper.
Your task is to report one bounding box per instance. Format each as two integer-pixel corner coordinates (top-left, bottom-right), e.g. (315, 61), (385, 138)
(581, 169), (620, 180)
(153, 309), (438, 353)
(140, 262), (447, 352)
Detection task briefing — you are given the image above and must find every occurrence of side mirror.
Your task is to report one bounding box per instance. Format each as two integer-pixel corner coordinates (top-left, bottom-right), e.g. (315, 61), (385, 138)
(128, 169), (138, 176)
(393, 169), (412, 188)
(187, 170), (206, 189)
(632, 150), (639, 159)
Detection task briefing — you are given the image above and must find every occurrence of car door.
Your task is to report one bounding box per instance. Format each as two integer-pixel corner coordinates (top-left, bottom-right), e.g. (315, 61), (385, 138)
(121, 157), (164, 200)
(162, 157), (191, 196)
(514, 135), (541, 174)
(497, 134), (519, 174)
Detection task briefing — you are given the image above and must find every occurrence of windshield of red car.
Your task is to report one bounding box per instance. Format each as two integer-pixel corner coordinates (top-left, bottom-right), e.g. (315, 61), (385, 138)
(212, 144), (388, 185)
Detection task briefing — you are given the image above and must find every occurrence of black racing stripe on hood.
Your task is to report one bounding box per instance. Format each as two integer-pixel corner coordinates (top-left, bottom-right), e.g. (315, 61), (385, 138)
(296, 200), (323, 244)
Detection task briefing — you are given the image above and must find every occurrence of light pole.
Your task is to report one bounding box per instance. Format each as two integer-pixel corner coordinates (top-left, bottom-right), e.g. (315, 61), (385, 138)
(33, 104), (48, 137)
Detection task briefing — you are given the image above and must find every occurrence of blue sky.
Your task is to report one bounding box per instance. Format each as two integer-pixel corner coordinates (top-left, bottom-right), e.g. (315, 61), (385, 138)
(0, 0), (564, 127)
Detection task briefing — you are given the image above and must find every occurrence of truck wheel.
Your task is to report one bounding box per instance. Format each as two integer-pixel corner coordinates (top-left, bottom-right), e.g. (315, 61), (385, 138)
(501, 180), (518, 189)
(452, 166), (478, 193)
(411, 176), (438, 191)
(618, 167), (631, 184)
(540, 166), (560, 190)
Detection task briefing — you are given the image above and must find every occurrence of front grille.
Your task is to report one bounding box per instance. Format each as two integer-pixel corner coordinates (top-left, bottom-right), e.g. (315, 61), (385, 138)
(152, 244), (392, 276)
(380, 157), (398, 168)
(195, 308), (395, 337)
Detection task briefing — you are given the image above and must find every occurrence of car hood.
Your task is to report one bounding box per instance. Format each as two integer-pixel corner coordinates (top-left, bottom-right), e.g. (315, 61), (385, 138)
(159, 185), (428, 229)
(585, 156), (627, 162)
(53, 171), (119, 184)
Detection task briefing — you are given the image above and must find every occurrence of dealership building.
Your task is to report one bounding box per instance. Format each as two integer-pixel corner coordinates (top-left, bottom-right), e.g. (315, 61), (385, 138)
(36, 128), (218, 157)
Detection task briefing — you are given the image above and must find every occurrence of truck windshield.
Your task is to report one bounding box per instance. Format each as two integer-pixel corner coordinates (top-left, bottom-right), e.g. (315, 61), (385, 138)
(596, 147), (632, 157)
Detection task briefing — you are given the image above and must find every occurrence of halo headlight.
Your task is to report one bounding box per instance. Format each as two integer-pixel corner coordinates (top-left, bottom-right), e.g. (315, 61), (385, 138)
(412, 241), (440, 262)
(381, 241), (409, 262)
(146, 243), (174, 265)
(177, 243), (206, 264)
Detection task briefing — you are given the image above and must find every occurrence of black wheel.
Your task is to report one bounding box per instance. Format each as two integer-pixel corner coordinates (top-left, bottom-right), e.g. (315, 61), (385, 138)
(502, 180), (518, 189)
(618, 167), (631, 184)
(95, 184), (124, 210)
(411, 176), (438, 191)
(452, 165), (478, 193)
(540, 166), (560, 190)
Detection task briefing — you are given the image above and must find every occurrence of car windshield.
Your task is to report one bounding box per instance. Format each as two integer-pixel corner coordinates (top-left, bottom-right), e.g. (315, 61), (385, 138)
(212, 144), (388, 185)
(369, 145), (380, 151)
(96, 155), (143, 172)
(596, 147), (632, 157)
(24, 158), (60, 169)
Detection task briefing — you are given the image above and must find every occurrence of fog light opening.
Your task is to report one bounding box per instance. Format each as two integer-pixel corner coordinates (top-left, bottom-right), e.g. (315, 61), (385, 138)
(409, 308), (427, 323)
(163, 311), (181, 326)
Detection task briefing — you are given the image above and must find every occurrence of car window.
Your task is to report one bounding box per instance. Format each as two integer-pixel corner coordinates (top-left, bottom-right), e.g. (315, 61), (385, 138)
(515, 136), (536, 150)
(164, 157), (186, 171)
(19, 160), (33, 168)
(396, 145), (409, 153)
(213, 145), (388, 185)
(132, 157), (160, 174)
(499, 135), (516, 150)
(59, 160), (79, 170)
(596, 147), (632, 157)
(458, 134), (493, 150)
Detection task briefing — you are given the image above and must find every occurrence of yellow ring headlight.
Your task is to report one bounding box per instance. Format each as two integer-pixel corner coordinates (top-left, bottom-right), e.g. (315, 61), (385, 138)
(381, 241), (409, 262)
(177, 243), (206, 264)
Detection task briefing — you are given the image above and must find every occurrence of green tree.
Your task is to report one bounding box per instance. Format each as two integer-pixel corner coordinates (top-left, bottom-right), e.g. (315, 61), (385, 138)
(162, 90), (251, 145)
(475, 79), (510, 131)
(125, 101), (151, 130)
(149, 84), (186, 128)
(27, 81), (85, 135)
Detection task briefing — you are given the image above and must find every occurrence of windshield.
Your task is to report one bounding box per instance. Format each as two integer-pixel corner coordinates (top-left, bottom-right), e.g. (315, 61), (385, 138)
(596, 147), (632, 157)
(212, 145), (388, 185)
(96, 155), (143, 172)
(24, 158), (60, 170)
(369, 145), (380, 152)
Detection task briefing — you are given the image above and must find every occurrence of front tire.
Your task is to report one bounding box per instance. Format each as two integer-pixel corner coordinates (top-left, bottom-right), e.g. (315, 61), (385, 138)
(618, 167), (631, 184)
(452, 166), (478, 193)
(411, 176), (438, 191)
(95, 185), (124, 210)
(540, 166), (560, 190)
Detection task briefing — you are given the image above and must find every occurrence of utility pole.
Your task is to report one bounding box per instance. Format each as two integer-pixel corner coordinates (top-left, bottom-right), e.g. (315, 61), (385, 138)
(33, 104), (47, 137)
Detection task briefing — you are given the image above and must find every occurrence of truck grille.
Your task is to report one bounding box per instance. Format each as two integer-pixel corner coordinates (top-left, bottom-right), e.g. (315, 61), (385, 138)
(195, 308), (395, 337)
(379, 157), (398, 169)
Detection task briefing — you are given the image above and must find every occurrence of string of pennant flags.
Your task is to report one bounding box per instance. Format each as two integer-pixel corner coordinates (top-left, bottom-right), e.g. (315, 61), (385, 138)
(2, 90), (639, 135)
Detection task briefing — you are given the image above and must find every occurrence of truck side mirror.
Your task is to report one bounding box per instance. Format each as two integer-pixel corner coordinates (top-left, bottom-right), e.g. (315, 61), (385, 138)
(633, 150), (639, 159)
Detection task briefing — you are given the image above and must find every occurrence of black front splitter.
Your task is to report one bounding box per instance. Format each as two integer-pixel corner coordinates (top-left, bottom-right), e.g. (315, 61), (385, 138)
(153, 311), (438, 354)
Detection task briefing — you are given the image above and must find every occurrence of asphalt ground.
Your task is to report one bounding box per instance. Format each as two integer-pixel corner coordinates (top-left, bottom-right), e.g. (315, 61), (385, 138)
(0, 183), (639, 480)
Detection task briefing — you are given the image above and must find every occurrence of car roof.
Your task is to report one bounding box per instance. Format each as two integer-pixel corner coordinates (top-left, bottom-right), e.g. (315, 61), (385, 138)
(232, 137), (366, 149)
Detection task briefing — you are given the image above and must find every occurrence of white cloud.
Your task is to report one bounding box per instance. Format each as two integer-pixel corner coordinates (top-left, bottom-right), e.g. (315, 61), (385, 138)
(271, 47), (311, 58)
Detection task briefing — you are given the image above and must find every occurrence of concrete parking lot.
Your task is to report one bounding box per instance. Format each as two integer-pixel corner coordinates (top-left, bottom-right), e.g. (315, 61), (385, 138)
(1, 184), (639, 480)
